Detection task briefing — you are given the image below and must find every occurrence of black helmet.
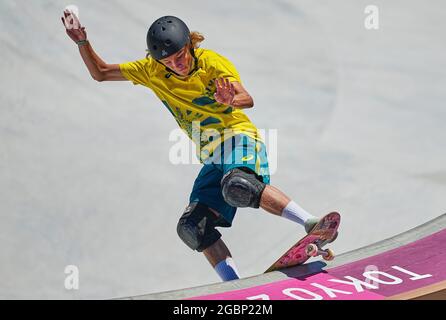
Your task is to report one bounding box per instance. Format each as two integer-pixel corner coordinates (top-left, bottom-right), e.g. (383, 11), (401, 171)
(147, 16), (191, 60)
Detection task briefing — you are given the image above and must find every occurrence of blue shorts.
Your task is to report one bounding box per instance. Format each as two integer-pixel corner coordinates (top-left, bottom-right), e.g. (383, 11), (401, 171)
(189, 134), (270, 226)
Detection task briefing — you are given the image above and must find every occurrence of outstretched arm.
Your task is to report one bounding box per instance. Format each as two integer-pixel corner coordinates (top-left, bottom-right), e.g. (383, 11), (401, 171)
(61, 10), (126, 82)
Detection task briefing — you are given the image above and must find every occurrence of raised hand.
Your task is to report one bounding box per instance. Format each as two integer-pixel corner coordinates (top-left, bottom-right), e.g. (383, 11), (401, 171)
(214, 78), (235, 105)
(61, 10), (87, 44)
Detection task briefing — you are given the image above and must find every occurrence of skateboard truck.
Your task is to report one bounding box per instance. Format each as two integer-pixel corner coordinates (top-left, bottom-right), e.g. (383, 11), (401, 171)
(305, 243), (335, 261)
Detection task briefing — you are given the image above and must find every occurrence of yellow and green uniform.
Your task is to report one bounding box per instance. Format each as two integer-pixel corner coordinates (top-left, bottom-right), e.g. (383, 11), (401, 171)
(120, 48), (270, 224)
(120, 48), (262, 162)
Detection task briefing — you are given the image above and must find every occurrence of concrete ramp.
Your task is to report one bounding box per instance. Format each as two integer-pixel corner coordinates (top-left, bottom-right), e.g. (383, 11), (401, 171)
(120, 214), (446, 300)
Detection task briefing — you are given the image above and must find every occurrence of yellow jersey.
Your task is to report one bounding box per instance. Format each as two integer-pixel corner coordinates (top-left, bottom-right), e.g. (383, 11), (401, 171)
(119, 48), (262, 162)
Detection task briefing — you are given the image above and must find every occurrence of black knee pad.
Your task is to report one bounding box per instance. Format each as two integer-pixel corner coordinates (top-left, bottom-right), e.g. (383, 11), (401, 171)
(177, 202), (222, 252)
(221, 168), (266, 208)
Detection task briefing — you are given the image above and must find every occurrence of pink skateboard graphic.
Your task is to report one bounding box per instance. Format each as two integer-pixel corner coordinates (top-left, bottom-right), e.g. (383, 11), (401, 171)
(265, 212), (341, 273)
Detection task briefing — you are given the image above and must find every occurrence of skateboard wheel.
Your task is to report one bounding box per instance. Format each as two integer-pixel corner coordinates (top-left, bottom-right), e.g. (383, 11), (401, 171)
(323, 248), (335, 261)
(306, 244), (318, 257)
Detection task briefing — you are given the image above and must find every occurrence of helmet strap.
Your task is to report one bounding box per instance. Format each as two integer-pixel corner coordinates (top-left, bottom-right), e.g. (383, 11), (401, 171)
(187, 41), (199, 75)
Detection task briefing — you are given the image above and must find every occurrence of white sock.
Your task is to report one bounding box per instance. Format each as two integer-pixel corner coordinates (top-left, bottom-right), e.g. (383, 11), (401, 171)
(214, 257), (240, 281)
(281, 200), (316, 226)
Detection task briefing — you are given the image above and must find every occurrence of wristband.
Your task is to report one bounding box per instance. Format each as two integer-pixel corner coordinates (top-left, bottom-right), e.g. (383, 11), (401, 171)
(76, 39), (88, 46)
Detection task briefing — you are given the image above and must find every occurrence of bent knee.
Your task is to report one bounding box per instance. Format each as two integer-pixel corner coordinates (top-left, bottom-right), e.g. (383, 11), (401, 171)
(220, 168), (266, 208)
(177, 202), (221, 252)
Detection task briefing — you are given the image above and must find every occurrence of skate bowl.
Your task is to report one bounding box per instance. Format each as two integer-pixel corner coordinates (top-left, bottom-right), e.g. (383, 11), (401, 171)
(119, 213), (446, 300)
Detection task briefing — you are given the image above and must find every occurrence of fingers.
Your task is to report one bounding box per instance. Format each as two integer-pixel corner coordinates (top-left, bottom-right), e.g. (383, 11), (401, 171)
(63, 10), (72, 25)
(215, 78), (235, 96)
(225, 78), (230, 90)
(215, 77), (222, 92)
(215, 78), (233, 91)
(229, 81), (235, 97)
(62, 11), (71, 29)
(62, 9), (81, 30)
(71, 10), (81, 28)
(214, 78), (219, 91)
(214, 78), (235, 105)
(226, 79), (235, 97)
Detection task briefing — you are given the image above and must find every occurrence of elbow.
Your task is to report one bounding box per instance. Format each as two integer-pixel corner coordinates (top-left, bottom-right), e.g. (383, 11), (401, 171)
(92, 73), (105, 82)
(90, 69), (105, 82)
(248, 96), (254, 108)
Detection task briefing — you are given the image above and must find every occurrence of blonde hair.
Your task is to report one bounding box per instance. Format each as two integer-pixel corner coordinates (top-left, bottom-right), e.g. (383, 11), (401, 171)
(146, 31), (205, 58)
(190, 31), (205, 49)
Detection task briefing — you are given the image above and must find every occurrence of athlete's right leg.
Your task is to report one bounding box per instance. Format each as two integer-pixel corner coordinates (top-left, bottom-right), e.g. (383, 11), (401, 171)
(203, 238), (240, 281)
(176, 202), (240, 281)
(202, 237), (231, 267)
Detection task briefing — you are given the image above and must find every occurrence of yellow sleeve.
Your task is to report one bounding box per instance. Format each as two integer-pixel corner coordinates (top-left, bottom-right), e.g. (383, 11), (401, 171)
(212, 53), (242, 83)
(119, 58), (152, 86)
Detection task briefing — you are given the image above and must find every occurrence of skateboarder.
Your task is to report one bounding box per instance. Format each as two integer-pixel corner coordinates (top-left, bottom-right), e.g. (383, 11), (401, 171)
(62, 12), (326, 281)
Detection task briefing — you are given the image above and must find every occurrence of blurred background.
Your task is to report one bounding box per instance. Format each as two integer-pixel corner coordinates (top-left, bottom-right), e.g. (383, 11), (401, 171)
(0, 0), (445, 299)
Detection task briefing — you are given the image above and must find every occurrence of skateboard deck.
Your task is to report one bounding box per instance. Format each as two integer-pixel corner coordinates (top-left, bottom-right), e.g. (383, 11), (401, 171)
(265, 212), (341, 273)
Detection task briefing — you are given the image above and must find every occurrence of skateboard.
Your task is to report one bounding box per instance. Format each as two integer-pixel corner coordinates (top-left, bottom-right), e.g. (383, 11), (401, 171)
(265, 212), (341, 273)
